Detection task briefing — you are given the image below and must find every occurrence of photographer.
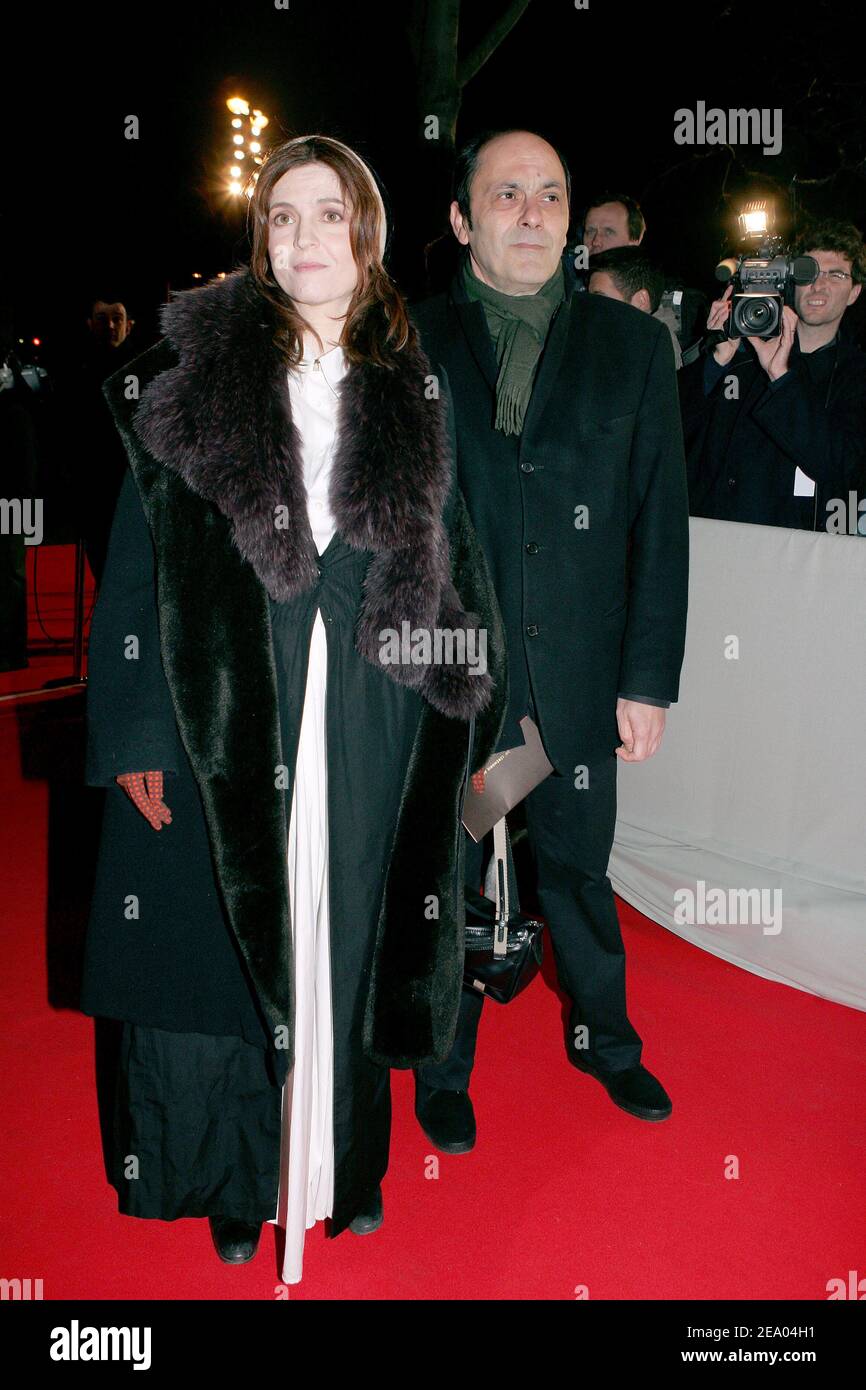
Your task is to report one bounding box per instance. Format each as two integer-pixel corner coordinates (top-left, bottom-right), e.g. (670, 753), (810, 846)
(680, 219), (866, 532)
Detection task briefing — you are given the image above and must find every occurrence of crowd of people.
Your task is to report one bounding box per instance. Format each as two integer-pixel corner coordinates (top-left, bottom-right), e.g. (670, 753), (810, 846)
(573, 193), (866, 534)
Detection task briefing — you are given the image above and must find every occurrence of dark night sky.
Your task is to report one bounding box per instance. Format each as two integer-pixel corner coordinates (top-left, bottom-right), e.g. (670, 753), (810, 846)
(7, 0), (865, 363)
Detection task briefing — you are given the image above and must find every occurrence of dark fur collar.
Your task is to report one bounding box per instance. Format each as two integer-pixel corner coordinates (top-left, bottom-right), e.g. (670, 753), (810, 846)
(132, 266), (491, 719)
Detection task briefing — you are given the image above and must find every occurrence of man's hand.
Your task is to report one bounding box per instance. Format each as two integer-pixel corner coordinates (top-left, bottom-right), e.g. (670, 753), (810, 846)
(116, 770), (172, 830)
(615, 699), (666, 763)
(708, 285), (741, 366)
(747, 304), (797, 381)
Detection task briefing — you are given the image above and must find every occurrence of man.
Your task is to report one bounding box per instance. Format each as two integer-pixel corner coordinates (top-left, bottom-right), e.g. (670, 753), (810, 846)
(588, 246), (682, 368)
(411, 129), (689, 1151)
(680, 219), (866, 532)
(580, 192), (704, 364)
(67, 295), (139, 584)
(582, 192), (646, 255)
(88, 298), (136, 350)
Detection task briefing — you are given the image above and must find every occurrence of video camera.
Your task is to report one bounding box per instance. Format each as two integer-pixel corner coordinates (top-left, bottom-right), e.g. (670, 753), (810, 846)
(715, 234), (818, 340)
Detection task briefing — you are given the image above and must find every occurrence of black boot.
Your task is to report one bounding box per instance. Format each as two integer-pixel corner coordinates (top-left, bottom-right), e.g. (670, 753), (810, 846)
(208, 1215), (263, 1264)
(349, 1185), (384, 1235)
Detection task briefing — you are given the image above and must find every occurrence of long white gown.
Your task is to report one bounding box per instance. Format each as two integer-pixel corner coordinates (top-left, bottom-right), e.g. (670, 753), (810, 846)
(267, 345), (349, 1285)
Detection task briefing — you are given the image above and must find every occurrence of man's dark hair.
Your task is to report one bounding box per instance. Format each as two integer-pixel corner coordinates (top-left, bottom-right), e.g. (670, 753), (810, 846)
(88, 295), (130, 319)
(588, 246), (665, 314)
(791, 219), (866, 286)
(453, 128), (572, 228)
(581, 192), (646, 243)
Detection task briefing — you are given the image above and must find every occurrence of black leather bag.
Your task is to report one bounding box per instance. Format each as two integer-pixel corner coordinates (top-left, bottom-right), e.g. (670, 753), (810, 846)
(463, 817), (544, 1004)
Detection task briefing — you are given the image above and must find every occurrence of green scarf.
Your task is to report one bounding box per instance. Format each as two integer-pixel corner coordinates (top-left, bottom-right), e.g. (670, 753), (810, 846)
(461, 256), (565, 436)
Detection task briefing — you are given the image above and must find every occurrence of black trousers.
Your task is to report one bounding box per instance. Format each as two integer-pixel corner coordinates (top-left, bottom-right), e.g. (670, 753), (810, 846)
(417, 723), (643, 1092)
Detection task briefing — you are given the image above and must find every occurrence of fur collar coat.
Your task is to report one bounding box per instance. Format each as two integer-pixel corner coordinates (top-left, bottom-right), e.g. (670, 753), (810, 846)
(88, 266), (507, 1073)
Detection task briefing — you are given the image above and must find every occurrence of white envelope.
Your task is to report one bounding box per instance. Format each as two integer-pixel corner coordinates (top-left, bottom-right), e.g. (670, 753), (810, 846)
(793, 466), (816, 497)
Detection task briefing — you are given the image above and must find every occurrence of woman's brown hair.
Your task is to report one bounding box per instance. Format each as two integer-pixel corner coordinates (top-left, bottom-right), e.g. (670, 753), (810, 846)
(248, 135), (414, 368)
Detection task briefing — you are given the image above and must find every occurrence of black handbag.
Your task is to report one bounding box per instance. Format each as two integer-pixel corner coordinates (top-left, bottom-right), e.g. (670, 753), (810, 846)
(463, 817), (544, 1004)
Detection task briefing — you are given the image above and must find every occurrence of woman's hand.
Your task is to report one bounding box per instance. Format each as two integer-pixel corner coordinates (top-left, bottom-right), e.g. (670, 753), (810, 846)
(116, 771), (172, 830)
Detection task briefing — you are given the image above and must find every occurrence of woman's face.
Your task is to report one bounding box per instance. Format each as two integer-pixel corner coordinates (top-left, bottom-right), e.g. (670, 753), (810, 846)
(267, 162), (358, 316)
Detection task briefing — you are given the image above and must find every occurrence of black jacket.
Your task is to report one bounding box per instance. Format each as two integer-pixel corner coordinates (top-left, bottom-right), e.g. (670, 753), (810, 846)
(680, 331), (866, 532)
(412, 264), (690, 773)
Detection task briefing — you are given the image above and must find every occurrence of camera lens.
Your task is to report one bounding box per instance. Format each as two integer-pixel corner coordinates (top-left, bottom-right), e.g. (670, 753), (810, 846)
(734, 296), (780, 337)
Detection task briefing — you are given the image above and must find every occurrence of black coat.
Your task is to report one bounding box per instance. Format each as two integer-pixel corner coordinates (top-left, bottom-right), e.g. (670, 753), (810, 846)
(679, 332), (866, 531)
(80, 267), (507, 1094)
(412, 265), (689, 773)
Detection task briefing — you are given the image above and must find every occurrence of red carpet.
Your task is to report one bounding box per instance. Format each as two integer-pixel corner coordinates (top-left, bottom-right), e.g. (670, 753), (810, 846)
(1, 557), (864, 1299)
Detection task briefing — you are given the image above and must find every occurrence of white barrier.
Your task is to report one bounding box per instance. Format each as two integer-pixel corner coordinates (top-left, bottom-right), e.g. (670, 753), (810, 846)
(609, 517), (866, 1012)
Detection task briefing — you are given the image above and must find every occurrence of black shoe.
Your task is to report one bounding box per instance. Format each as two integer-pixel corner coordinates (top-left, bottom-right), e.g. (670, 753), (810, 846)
(208, 1215), (263, 1264)
(349, 1185), (383, 1235)
(568, 1054), (672, 1121)
(415, 1086), (476, 1153)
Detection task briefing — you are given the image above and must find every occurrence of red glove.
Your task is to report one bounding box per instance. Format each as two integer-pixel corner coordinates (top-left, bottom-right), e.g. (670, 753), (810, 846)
(471, 769), (486, 794)
(116, 771), (172, 831)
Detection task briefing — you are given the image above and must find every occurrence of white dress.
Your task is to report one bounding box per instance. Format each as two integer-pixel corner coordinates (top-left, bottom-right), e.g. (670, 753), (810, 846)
(267, 344), (348, 1285)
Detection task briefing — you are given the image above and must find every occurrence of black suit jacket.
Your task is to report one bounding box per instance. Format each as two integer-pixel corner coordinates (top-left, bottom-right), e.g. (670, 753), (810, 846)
(411, 263), (690, 773)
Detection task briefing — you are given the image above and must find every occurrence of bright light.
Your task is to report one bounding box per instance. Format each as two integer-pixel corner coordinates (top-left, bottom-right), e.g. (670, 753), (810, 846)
(742, 210), (768, 235)
(192, 272), (202, 279)
(738, 200), (774, 238)
(223, 95), (268, 202)
(32, 337), (41, 346)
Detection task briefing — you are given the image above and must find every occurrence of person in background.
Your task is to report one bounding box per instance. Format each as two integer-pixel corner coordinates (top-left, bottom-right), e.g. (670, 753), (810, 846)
(579, 192), (705, 363)
(0, 304), (40, 671)
(680, 218), (866, 533)
(582, 192), (646, 256)
(64, 296), (139, 585)
(588, 246), (682, 367)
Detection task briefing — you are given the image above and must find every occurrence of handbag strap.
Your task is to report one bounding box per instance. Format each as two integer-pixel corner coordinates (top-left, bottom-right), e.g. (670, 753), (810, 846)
(489, 816), (520, 957)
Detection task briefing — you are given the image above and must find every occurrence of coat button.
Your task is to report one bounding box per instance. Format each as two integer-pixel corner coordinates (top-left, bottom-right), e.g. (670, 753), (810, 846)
(520, 461), (534, 472)
(525, 541), (539, 554)
(526, 624), (539, 636)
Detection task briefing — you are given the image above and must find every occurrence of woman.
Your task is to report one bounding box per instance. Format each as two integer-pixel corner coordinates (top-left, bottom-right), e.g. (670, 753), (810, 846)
(80, 135), (506, 1285)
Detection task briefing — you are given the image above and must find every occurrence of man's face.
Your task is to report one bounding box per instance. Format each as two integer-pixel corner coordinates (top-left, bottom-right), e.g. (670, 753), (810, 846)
(583, 202), (641, 255)
(89, 301), (129, 347)
(588, 270), (650, 313)
(794, 249), (861, 330)
(450, 132), (569, 296)
(267, 161), (358, 315)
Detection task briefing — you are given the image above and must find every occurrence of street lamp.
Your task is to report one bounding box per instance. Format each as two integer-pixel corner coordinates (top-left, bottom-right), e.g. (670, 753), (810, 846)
(225, 96), (270, 199)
